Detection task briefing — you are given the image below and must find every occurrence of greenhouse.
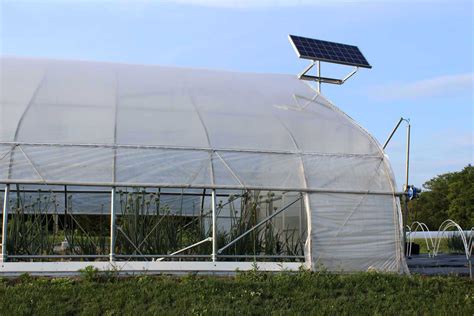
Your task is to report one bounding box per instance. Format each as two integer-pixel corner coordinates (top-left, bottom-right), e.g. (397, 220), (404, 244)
(0, 57), (408, 275)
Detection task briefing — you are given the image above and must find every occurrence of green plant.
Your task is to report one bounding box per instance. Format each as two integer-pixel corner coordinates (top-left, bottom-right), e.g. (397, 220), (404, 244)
(4, 187), (306, 263)
(7, 190), (60, 257)
(78, 265), (100, 282)
(447, 235), (468, 254)
(64, 203), (109, 258)
(1, 272), (473, 315)
(115, 189), (209, 258)
(220, 191), (305, 260)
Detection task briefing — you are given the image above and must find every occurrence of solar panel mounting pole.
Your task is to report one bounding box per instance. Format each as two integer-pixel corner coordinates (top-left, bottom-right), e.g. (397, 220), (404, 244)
(317, 61), (321, 93)
(383, 117), (411, 256)
(405, 121), (411, 193)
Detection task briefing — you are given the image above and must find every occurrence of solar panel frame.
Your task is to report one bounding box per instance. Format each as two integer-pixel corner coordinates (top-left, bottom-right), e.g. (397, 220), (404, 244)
(289, 35), (372, 69)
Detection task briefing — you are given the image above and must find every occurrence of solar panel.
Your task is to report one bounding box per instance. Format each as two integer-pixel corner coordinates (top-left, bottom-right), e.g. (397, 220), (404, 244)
(289, 35), (371, 69)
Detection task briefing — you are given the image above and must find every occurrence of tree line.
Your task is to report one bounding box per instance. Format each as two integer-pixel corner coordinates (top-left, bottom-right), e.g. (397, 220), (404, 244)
(408, 164), (473, 229)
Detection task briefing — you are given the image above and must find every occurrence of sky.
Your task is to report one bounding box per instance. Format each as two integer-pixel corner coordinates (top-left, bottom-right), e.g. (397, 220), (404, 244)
(0, 0), (472, 190)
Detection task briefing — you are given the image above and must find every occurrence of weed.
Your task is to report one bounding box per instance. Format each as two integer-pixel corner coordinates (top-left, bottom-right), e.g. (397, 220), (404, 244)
(78, 265), (100, 282)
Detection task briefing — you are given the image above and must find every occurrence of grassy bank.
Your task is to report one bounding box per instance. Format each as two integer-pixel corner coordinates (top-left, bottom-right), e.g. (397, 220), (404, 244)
(0, 270), (472, 315)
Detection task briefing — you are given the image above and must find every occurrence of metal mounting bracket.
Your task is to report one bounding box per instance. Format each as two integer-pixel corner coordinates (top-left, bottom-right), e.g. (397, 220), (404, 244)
(298, 60), (359, 93)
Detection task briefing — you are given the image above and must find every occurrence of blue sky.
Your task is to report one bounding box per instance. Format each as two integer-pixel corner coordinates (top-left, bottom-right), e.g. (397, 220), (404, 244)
(1, 0), (472, 189)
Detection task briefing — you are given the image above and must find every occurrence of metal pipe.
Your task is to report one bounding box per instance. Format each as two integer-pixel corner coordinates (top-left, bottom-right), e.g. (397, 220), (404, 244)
(1, 185), (9, 262)
(6, 188), (231, 198)
(383, 117), (404, 150)
(297, 61), (315, 79)
(403, 122), (411, 233)
(0, 181), (406, 196)
(341, 67), (358, 83)
(109, 188), (116, 262)
(405, 122), (411, 191)
(8, 255), (108, 259)
(116, 254), (210, 258)
(317, 60), (321, 93)
(218, 195), (302, 254)
(218, 255), (304, 259)
(303, 193), (312, 268)
(64, 185), (68, 230)
(156, 237), (212, 262)
(0, 141), (390, 159)
(211, 189), (217, 262)
(7, 254), (305, 260)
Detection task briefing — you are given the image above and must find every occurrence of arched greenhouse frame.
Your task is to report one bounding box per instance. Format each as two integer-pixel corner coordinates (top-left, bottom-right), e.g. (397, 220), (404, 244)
(0, 57), (408, 275)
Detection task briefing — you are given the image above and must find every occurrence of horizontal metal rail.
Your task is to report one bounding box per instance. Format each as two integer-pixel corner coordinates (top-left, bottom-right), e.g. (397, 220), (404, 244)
(7, 254), (304, 259)
(300, 74), (343, 85)
(0, 141), (382, 158)
(218, 255), (304, 259)
(0, 181), (405, 196)
(115, 254), (210, 259)
(9, 255), (109, 259)
(5, 188), (232, 197)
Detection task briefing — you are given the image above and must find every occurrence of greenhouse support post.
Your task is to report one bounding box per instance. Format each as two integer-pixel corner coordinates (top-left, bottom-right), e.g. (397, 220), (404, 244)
(1, 184), (9, 262)
(109, 188), (116, 262)
(211, 189), (217, 262)
(64, 185), (68, 230)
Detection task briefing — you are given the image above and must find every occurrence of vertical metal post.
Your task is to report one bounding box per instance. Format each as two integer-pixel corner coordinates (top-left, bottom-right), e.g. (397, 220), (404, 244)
(109, 187), (116, 262)
(405, 123), (411, 192)
(403, 122), (411, 255)
(404, 123), (411, 224)
(64, 185), (68, 230)
(317, 60), (321, 93)
(200, 188), (206, 233)
(1, 185), (10, 262)
(303, 193), (312, 269)
(381, 117), (411, 256)
(211, 189), (217, 262)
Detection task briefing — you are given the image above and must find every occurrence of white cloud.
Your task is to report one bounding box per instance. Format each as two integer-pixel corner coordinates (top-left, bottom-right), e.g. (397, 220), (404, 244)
(370, 73), (473, 101)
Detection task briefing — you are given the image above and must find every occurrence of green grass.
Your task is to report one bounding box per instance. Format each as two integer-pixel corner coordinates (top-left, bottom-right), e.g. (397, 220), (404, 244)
(411, 238), (467, 255)
(412, 238), (450, 254)
(0, 271), (472, 315)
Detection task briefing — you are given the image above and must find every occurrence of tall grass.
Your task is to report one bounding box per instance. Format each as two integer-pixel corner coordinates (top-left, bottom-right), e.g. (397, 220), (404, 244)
(115, 189), (209, 258)
(63, 198), (109, 258)
(7, 190), (59, 257)
(5, 188), (306, 261)
(218, 190), (305, 259)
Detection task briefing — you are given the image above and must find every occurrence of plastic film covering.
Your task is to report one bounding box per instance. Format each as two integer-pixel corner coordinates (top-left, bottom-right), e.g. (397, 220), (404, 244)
(0, 57), (408, 272)
(309, 192), (406, 273)
(0, 57), (383, 190)
(0, 58), (388, 191)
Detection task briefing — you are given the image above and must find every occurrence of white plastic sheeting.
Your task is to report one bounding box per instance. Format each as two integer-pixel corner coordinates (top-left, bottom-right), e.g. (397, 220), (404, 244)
(0, 57), (407, 273)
